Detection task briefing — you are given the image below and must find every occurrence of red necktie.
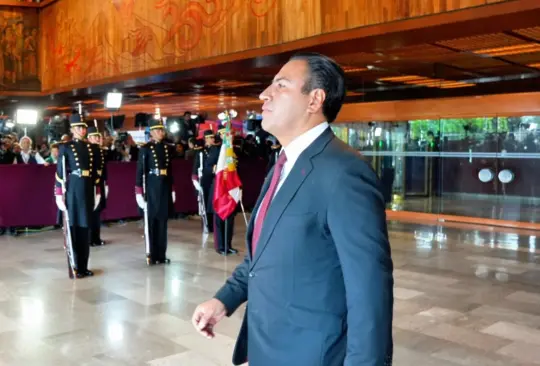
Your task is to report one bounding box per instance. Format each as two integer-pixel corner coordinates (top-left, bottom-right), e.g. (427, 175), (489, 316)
(251, 151), (287, 255)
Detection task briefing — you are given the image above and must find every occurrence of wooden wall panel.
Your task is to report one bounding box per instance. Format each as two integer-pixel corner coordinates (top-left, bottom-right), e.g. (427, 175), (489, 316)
(319, 0), (507, 33)
(39, 0), (511, 92)
(0, 7), (39, 91)
(336, 92), (540, 122)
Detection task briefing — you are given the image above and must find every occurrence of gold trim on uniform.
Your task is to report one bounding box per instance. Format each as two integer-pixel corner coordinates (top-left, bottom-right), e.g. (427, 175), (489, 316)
(71, 122), (88, 128)
(55, 173), (63, 183)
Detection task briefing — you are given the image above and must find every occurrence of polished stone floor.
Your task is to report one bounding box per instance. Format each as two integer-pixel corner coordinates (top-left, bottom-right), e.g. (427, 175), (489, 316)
(0, 218), (540, 365)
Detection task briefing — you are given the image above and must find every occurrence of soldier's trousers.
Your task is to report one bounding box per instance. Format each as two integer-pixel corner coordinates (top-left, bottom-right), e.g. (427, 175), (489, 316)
(214, 214), (235, 252)
(70, 226), (90, 272)
(149, 219), (168, 261)
(89, 209), (102, 244)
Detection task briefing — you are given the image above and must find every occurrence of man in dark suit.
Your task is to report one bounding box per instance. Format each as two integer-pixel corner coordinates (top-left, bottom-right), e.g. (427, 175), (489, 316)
(192, 52), (394, 366)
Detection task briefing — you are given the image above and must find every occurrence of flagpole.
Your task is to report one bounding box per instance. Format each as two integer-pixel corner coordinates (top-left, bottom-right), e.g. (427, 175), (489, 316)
(224, 215), (228, 255)
(239, 200), (248, 226)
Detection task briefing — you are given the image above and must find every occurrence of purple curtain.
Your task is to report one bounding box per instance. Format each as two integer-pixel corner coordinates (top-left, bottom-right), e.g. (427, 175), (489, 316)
(0, 159), (266, 227)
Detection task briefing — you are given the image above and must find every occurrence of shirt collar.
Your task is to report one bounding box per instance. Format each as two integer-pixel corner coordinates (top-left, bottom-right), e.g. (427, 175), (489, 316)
(282, 122), (329, 166)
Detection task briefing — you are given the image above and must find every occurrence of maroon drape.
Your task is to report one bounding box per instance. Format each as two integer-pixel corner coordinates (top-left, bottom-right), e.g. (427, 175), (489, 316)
(0, 160), (266, 227)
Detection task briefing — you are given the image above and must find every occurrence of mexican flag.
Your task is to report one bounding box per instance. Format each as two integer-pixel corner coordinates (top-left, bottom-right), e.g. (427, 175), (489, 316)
(213, 120), (242, 220)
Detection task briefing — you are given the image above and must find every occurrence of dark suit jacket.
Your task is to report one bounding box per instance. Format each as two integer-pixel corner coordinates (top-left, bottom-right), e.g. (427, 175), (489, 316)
(214, 128), (394, 366)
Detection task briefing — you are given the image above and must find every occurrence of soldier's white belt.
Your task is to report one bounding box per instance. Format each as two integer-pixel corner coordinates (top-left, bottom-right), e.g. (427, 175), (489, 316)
(70, 169), (91, 177)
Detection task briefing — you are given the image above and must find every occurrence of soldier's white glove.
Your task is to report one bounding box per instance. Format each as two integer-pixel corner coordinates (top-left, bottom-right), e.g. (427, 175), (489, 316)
(172, 191), (176, 203)
(55, 195), (67, 212)
(136, 194), (146, 210)
(105, 185), (109, 199)
(94, 195), (101, 211)
(192, 179), (202, 192)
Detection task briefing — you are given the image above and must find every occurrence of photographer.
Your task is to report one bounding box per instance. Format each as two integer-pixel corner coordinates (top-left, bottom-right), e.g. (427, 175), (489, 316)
(111, 132), (139, 162)
(0, 135), (16, 164)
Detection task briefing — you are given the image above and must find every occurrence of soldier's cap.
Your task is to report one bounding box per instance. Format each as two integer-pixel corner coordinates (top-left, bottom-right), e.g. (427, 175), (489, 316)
(149, 118), (165, 130)
(203, 130), (214, 138)
(69, 114), (88, 128)
(87, 126), (101, 137)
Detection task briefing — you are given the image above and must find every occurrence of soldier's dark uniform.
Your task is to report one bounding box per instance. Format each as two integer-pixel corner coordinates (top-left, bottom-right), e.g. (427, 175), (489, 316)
(54, 114), (99, 278)
(191, 130), (218, 233)
(207, 129), (239, 256)
(87, 126), (107, 247)
(135, 119), (174, 264)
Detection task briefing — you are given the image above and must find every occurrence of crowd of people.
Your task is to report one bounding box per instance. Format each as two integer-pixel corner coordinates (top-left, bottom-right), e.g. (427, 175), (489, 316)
(0, 120), (280, 237)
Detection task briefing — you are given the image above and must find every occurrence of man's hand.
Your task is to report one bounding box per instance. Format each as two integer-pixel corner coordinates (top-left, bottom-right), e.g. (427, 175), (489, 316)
(192, 298), (227, 339)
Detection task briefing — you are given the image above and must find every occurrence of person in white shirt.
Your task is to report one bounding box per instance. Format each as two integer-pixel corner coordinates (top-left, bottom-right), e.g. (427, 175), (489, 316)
(15, 136), (46, 165)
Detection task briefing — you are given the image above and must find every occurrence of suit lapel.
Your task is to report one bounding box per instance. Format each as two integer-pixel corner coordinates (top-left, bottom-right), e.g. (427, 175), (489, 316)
(249, 128), (334, 269)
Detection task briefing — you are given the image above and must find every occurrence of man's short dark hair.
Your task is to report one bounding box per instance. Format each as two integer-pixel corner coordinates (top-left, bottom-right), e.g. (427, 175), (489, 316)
(289, 52), (346, 123)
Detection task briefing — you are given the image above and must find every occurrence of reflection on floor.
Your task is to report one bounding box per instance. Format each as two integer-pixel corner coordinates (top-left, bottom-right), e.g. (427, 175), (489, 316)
(0, 219), (540, 365)
(397, 194), (540, 223)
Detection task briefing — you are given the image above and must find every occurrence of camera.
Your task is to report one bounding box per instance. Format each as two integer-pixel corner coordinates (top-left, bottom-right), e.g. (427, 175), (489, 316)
(117, 132), (129, 142)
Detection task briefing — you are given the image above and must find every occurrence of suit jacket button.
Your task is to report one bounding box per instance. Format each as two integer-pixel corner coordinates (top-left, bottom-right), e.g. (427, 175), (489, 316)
(249, 272), (254, 278)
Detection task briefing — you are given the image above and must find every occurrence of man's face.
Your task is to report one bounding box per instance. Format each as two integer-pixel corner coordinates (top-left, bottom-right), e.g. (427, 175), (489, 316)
(259, 59), (311, 138)
(20, 139), (30, 151)
(204, 136), (215, 146)
(151, 128), (165, 141)
(89, 135), (101, 145)
(71, 126), (87, 139)
(51, 147), (59, 158)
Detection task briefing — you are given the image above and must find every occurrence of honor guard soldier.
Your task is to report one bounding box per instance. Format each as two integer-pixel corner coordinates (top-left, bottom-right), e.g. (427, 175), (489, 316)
(191, 130), (218, 233)
(54, 114), (101, 278)
(87, 125), (108, 246)
(208, 127), (239, 256)
(135, 119), (176, 264)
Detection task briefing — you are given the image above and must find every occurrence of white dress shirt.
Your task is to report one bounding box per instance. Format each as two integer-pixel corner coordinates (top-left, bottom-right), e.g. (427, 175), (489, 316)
(254, 122), (329, 226)
(275, 122), (329, 196)
(17, 150), (46, 165)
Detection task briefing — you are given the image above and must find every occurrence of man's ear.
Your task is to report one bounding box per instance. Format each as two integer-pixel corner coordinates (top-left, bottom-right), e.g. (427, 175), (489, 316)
(307, 89), (326, 114)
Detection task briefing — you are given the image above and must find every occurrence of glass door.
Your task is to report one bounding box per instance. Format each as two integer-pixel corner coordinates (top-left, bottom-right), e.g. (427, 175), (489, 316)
(438, 117), (503, 220)
(493, 115), (540, 223)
